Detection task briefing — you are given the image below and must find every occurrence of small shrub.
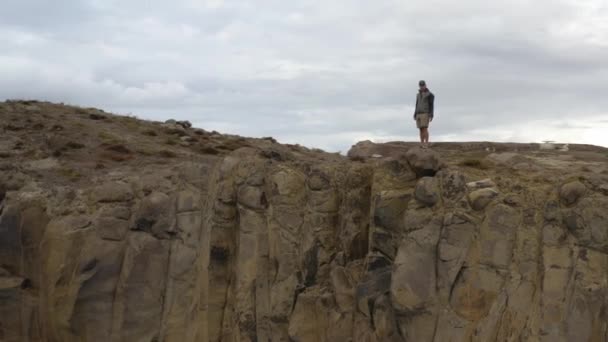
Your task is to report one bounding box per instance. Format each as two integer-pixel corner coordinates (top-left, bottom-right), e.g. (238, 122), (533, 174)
(200, 146), (220, 155)
(4, 124), (24, 131)
(104, 144), (132, 154)
(136, 148), (154, 156)
(141, 129), (158, 137)
(100, 151), (132, 162)
(158, 150), (177, 158)
(217, 140), (248, 151)
(89, 113), (106, 120)
(21, 149), (37, 158)
(459, 158), (490, 169)
(165, 138), (178, 146)
(65, 141), (85, 149)
(59, 168), (82, 181)
(348, 155), (366, 162)
(98, 131), (120, 143)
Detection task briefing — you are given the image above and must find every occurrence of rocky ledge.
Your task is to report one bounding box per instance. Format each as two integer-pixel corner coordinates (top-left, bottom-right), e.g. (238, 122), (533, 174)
(1, 101), (608, 342)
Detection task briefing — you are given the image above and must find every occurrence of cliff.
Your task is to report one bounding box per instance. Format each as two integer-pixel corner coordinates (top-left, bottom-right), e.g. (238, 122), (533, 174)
(1, 101), (608, 342)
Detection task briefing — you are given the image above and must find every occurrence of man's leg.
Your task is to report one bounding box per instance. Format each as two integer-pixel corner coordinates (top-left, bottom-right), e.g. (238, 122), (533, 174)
(423, 128), (430, 144)
(419, 128), (424, 144)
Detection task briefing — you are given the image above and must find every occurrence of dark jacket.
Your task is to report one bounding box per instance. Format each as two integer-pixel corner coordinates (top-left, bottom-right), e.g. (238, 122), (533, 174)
(414, 89), (434, 118)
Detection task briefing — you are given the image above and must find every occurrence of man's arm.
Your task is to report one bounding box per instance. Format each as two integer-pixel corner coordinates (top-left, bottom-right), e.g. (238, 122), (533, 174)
(429, 93), (435, 118)
(413, 96), (419, 119)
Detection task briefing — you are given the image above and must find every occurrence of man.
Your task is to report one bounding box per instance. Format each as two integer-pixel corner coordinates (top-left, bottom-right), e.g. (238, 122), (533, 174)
(413, 80), (434, 148)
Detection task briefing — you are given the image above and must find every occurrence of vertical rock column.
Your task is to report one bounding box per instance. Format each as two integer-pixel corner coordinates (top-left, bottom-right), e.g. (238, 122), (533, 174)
(204, 155), (240, 342)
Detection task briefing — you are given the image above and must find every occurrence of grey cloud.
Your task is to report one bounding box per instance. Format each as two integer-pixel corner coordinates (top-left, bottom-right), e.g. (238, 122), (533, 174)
(1, 0), (607, 151)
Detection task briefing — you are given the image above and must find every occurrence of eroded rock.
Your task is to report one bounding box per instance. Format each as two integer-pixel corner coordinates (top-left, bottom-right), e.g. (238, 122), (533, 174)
(405, 147), (441, 177)
(559, 180), (586, 205)
(1, 102), (607, 342)
(468, 188), (499, 211)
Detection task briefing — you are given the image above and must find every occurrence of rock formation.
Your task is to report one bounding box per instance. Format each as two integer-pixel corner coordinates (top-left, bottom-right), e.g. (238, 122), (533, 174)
(1, 101), (608, 341)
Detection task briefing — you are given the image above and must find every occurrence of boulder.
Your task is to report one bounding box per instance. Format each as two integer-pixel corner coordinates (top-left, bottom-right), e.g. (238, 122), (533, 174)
(95, 206), (131, 241)
(563, 197), (608, 252)
(466, 178), (496, 190)
(93, 181), (134, 203)
(133, 191), (176, 238)
(405, 147), (441, 177)
(559, 180), (586, 205)
(438, 170), (466, 202)
(347, 140), (408, 160)
(468, 188), (499, 211)
(176, 120), (192, 129)
(391, 220), (441, 312)
(415, 176), (440, 206)
(161, 122), (186, 135)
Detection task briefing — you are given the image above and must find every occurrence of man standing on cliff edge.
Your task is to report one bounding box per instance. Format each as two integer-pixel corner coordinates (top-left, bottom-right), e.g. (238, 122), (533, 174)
(413, 80), (435, 148)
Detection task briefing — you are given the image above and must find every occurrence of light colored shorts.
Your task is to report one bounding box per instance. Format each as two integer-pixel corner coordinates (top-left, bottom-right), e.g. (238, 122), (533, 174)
(416, 113), (430, 129)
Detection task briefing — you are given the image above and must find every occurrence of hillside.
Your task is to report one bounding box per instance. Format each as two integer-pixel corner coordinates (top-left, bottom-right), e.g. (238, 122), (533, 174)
(1, 100), (608, 342)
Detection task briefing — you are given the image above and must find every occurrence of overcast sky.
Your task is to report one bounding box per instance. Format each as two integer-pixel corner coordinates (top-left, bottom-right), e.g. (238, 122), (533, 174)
(1, 0), (607, 151)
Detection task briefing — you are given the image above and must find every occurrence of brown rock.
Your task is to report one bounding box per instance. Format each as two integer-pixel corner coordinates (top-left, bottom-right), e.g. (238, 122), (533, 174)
(405, 147), (441, 177)
(415, 176), (440, 207)
(560, 180), (586, 205)
(93, 181), (134, 203)
(468, 188), (499, 211)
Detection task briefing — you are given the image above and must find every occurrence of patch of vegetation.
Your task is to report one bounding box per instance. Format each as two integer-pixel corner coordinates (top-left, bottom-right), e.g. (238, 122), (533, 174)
(217, 139), (248, 152)
(165, 137), (179, 146)
(32, 123), (45, 130)
(136, 148), (154, 156)
(141, 129), (158, 137)
(98, 143), (133, 162)
(157, 150), (177, 158)
(58, 167), (82, 181)
(100, 151), (133, 162)
(65, 141), (85, 149)
(122, 117), (141, 130)
(459, 158), (491, 169)
(199, 146), (220, 155)
(4, 124), (24, 131)
(98, 131), (122, 144)
(89, 113), (107, 120)
(21, 149), (37, 158)
(104, 144), (132, 154)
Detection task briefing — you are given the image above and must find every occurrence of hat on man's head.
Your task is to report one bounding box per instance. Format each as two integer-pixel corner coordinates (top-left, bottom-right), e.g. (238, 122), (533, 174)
(419, 80), (426, 86)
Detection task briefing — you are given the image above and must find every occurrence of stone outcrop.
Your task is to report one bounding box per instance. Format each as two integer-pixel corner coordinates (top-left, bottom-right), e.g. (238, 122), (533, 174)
(1, 101), (608, 341)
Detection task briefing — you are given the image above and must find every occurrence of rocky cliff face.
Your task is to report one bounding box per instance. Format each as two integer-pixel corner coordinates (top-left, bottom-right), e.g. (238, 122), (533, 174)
(1, 101), (608, 342)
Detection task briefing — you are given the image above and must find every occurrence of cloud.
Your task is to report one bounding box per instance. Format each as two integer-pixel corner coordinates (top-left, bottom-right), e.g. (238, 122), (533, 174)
(1, 0), (607, 151)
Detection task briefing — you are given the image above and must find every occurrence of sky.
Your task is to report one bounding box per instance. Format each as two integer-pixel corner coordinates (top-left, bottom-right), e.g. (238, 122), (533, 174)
(1, 0), (607, 152)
